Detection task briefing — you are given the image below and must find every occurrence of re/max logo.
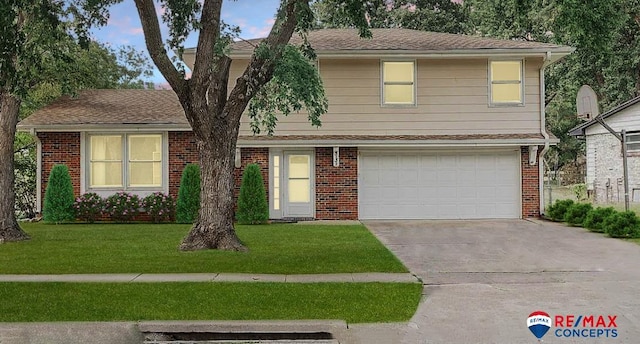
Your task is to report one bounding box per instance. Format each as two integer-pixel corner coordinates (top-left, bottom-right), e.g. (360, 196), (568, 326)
(554, 315), (618, 328)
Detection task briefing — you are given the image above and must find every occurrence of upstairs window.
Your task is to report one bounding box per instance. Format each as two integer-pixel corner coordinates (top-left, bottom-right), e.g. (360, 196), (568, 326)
(89, 134), (163, 189)
(490, 60), (523, 105)
(382, 61), (415, 105)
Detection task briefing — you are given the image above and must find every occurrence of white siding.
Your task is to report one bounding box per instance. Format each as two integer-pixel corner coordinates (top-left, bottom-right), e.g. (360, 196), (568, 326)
(585, 104), (640, 136)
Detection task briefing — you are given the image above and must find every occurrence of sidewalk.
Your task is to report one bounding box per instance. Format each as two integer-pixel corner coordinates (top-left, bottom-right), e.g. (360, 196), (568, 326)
(0, 272), (420, 283)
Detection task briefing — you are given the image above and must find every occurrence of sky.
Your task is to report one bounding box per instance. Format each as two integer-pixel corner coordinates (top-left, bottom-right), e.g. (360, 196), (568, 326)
(91, 0), (282, 87)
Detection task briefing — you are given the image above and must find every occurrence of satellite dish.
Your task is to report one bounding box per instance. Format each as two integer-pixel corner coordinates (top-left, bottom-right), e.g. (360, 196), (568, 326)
(576, 85), (599, 121)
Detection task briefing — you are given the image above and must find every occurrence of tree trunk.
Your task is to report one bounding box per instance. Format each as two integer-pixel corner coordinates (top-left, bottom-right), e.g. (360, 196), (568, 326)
(179, 117), (245, 251)
(0, 93), (30, 243)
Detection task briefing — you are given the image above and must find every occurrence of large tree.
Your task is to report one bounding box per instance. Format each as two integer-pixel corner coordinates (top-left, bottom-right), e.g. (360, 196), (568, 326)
(122, 0), (370, 250)
(1, 0), (153, 242)
(1, 0), (67, 242)
(313, 0), (468, 33)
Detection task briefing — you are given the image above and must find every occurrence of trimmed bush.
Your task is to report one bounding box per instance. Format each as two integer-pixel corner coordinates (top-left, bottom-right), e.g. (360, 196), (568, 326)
(563, 203), (593, 226)
(43, 164), (76, 223)
(546, 199), (575, 222)
(236, 163), (269, 225)
(176, 164), (200, 224)
(603, 211), (640, 238)
(583, 207), (617, 233)
(142, 192), (175, 223)
(104, 192), (140, 223)
(74, 193), (104, 223)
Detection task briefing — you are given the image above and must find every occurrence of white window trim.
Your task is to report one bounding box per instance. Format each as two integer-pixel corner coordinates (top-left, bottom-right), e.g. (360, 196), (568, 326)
(85, 132), (168, 193)
(381, 59), (417, 107)
(626, 131), (640, 152)
(269, 148), (283, 219)
(488, 59), (525, 107)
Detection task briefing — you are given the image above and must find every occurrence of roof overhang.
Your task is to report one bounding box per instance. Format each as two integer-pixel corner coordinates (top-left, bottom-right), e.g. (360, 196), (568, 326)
(17, 124), (192, 132)
(569, 95), (640, 137)
(236, 137), (558, 148)
(225, 48), (574, 62)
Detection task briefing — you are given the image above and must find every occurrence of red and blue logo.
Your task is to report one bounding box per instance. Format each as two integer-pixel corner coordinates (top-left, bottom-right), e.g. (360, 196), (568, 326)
(527, 311), (552, 339)
(527, 311), (618, 340)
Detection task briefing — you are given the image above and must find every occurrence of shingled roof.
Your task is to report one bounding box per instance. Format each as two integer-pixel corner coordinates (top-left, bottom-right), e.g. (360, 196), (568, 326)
(18, 89), (189, 129)
(226, 28), (572, 56)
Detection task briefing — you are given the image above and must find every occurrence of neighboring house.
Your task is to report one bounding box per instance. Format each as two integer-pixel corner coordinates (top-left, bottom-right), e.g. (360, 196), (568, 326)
(18, 28), (573, 220)
(569, 96), (640, 203)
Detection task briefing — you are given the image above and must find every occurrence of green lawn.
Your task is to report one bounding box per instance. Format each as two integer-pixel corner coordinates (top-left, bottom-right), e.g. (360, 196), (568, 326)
(0, 282), (422, 323)
(1, 223), (407, 274)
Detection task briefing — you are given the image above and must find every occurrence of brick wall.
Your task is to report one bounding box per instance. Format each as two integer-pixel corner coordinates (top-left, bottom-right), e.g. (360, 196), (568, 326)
(521, 146), (541, 218)
(38, 132), (82, 204)
(315, 147), (358, 220)
(168, 131), (199, 199)
(233, 148), (270, 205)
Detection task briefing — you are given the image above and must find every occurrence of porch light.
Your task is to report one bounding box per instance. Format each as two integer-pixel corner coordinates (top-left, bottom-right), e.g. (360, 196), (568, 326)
(529, 145), (538, 165)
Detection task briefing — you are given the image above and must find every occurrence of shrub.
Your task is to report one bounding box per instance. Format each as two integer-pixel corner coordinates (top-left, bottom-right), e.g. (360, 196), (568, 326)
(563, 203), (593, 226)
(572, 183), (588, 202)
(104, 192), (140, 223)
(43, 164), (76, 223)
(583, 207), (617, 233)
(236, 163), (269, 225)
(176, 164), (201, 224)
(73, 193), (104, 223)
(603, 211), (640, 238)
(546, 199), (575, 222)
(142, 192), (175, 223)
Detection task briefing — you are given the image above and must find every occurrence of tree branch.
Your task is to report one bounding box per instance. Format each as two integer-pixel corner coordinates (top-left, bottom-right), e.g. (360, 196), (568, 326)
(134, 0), (185, 93)
(191, 0), (223, 95)
(224, 0), (304, 120)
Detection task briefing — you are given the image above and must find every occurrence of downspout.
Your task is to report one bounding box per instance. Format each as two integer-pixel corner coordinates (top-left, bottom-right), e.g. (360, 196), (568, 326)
(31, 128), (42, 215)
(539, 52), (553, 216)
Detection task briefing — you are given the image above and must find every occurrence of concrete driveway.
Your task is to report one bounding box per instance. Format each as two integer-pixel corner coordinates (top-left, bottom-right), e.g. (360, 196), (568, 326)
(365, 219), (640, 343)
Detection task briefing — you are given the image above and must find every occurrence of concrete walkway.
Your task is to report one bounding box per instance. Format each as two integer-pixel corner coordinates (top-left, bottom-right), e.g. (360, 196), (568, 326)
(0, 272), (419, 283)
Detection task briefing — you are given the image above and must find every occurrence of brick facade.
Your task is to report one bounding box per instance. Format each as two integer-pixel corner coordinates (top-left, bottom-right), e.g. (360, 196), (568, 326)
(38, 132), (82, 204)
(233, 147), (270, 206)
(521, 146), (541, 218)
(315, 147), (358, 220)
(36, 131), (542, 220)
(168, 131), (199, 199)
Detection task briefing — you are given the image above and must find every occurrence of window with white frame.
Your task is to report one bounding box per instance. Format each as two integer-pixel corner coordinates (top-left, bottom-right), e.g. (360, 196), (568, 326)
(626, 131), (640, 152)
(490, 60), (524, 105)
(382, 61), (415, 105)
(89, 133), (163, 189)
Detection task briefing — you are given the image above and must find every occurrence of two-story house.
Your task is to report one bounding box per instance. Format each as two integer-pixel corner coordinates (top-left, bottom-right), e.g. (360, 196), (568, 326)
(18, 29), (573, 220)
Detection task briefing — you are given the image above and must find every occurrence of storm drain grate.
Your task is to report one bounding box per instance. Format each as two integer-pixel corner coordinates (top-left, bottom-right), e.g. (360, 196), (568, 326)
(143, 331), (337, 343)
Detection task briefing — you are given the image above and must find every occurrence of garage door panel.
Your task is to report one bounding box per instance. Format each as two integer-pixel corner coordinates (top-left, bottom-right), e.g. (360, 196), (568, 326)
(360, 150), (520, 219)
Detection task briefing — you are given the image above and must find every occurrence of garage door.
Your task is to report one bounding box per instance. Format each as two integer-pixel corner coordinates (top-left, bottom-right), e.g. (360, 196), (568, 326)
(359, 150), (520, 219)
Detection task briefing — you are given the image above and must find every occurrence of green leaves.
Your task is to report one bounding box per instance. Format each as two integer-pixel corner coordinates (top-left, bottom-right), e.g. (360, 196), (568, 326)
(248, 45), (328, 135)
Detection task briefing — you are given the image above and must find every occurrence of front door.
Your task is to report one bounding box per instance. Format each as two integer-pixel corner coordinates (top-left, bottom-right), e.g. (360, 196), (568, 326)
(283, 152), (314, 218)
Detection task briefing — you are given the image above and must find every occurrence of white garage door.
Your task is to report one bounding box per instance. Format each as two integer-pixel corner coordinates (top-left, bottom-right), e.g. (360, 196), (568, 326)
(359, 150), (520, 219)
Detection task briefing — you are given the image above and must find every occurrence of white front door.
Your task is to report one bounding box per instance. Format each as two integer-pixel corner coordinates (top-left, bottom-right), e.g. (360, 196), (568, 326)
(283, 152), (314, 218)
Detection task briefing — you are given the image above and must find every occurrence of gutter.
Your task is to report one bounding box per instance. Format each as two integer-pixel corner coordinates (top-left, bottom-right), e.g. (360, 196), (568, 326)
(539, 51), (553, 216)
(228, 48), (574, 60)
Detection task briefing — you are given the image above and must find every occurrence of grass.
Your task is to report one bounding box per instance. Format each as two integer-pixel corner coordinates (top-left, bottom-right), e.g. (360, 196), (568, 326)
(0, 282), (422, 323)
(1, 223), (407, 274)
